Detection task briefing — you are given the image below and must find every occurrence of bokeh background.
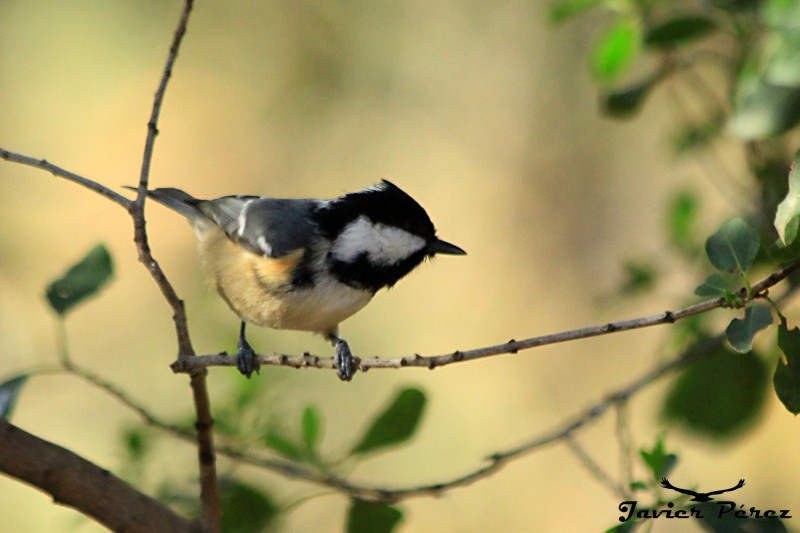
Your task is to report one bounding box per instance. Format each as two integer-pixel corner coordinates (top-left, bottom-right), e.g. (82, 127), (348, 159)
(1, 1), (798, 532)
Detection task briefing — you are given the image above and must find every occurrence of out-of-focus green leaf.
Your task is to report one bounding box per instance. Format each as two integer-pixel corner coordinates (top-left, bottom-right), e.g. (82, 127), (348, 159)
(704, 218), (760, 273)
(0, 375), (27, 420)
(617, 260), (657, 296)
(639, 435), (678, 481)
(263, 431), (305, 461)
(301, 405), (321, 452)
(668, 190), (698, 251)
(46, 244), (113, 315)
(672, 115), (725, 153)
(605, 519), (639, 532)
(710, 0), (764, 12)
(775, 321), (800, 414)
(662, 346), (769, 439)
(766, 31), (800, 85)
(603, 79), (654, 117)
(347, 500), (403, 533)
(220, 480), (278, 533)
(726, 304), (773, 353)
(351, 388), (426, 455)
(729, 79), (800, 140)
(122, 427), (150, 463)
(774, 149), (800, 246)
(591, 20), (640, 82)
(644, 16), (716, 49)
(549, 0), (603, 23)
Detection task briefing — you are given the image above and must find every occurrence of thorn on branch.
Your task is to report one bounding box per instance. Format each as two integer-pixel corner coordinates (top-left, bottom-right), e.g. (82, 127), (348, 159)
(506, 339), (518, 353)
(452, 350), (464, 361)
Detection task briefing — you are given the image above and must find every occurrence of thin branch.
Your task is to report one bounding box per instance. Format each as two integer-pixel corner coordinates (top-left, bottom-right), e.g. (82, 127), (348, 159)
(126, 1), (221, 531)
(0, 420), (196, 533)
(173, 256), (800, 375)
(564, 434), (627, 499)
(0, 148), (131, 209)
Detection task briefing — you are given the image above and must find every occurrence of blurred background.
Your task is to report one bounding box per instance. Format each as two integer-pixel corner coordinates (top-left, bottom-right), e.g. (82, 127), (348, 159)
(1, 1), (798, 532)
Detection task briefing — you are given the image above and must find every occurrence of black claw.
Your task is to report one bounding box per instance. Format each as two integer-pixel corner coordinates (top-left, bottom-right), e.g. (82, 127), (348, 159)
(236, 322), (260, 378)
(334, 339), (356, 381)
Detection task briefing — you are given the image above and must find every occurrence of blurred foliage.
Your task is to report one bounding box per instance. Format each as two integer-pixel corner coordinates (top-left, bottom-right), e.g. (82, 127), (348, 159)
(8, 1), (800, 531)
(45, 244), (113, 316)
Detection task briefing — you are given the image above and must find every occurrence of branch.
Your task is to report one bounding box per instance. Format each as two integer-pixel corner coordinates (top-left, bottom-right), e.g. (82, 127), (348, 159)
(0, 420), (195, 532)
(172, 256), (800, 375)
(0, 148), (131, 209)
(125, 1), (221, 531)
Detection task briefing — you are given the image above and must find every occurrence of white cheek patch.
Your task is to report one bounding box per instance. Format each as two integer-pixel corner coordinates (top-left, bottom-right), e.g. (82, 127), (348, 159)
(331, 216), (427, 265)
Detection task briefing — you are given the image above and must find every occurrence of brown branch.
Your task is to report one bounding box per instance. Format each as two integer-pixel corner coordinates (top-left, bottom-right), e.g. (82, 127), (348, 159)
(173, 256), (800, 375)
(125, 1), (221, 531)
(0, 148), (131, 209)
(0, 420), (196, 532)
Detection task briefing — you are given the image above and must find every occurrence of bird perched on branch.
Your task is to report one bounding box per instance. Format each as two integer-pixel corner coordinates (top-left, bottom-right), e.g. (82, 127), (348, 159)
(137, 180), (465, 381)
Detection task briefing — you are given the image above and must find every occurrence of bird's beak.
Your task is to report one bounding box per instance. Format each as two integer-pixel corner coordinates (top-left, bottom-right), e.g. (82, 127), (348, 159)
(429, 238), (466, 256)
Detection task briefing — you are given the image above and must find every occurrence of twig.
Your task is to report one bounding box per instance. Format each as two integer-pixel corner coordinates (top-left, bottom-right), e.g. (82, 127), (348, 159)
(172, 256), (800, 375)
(125, 1), (221, 530)
(0, 148), (131, 209)
(564, 434), (627, 499)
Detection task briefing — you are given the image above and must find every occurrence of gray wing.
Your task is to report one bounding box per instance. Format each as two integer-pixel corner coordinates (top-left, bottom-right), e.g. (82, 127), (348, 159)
(199, 196), (318, 258)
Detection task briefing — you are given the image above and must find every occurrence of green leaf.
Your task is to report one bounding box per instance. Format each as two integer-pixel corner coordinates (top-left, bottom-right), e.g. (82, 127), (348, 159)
(263, 431), (305, 461)
(603, 79), (654, 118)
(774, 321), (800, 414)
(672, 116), (725, 153)
(220, 479), (278, 533)
(639, 435), (678, 481)
(122, 427), (150, 463)
(774, 149), (800, 246)
(729, 79), (800, 140)
(351, 388), (427, 455)
(605, 520), (639, 533)
(591, 20), (640, 82)
(46, 244), (113, 315)
(347, 500), (403, 533)
(695, 273), (737, 297)
(617, 260), (657, 296)
(549, 0), (603, 23)
(301, 405), (321, 452)
(726, 304), (774, 353)
(704, 218), (760, 273)
(667, 190), (698, 251)
(662, 346), (769, 439)
(644, 16), (716, 49)
(0, 375), (27, 420)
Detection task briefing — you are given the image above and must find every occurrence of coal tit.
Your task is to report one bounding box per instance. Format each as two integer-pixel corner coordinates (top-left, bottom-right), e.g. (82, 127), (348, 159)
(142, 180), (465, 381)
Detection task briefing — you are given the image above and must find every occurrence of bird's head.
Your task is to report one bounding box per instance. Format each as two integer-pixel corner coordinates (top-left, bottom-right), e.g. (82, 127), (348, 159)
(316, 180), (465, 291)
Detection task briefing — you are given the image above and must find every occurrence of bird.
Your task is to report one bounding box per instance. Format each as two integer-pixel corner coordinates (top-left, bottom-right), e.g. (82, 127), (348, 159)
(660, 477), (745, 502)
(136, 180), (465, 381)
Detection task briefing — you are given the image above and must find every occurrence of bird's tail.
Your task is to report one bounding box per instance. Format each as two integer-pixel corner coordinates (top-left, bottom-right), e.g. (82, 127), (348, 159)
(125, 186), (205, 221)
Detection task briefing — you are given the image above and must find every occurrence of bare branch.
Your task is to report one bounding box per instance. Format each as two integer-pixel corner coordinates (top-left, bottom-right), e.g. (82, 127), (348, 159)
(123, 1), (221, 531)
(0, 420), (196, 532)
(173, 256), (800, 375)
(0, 148), (131, 209)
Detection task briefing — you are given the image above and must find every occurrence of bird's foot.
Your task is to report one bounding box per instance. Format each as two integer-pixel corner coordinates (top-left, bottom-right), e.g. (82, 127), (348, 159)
(334, 339), (356, 382)
(236, 332), (260, 378)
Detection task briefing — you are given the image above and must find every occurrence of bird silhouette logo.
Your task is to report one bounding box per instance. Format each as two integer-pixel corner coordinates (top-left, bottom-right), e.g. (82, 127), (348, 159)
(660, 477), (745, 502)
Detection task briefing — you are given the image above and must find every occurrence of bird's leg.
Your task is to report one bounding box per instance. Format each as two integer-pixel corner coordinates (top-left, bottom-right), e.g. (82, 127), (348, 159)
(328, 333), (356, 382)
(236, 321), (260, 378)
